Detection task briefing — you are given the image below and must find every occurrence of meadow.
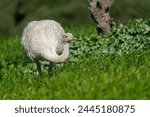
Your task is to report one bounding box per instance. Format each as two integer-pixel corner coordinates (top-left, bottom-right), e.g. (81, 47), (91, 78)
(0, 19), (150, 99)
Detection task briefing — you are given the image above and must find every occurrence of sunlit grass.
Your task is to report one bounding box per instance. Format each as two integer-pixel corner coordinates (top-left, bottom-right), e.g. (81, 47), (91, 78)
(0, 19), (150, 99)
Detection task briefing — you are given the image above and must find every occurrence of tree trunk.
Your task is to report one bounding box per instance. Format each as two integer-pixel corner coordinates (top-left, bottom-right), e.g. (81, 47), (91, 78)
(89, 0), (115, 35)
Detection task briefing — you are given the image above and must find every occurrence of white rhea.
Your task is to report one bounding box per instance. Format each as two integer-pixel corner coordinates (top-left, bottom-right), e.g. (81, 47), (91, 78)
(21, 20), (75, 74)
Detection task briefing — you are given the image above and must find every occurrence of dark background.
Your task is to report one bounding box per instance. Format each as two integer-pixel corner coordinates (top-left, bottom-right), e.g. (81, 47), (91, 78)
(0, 0), (150, 35)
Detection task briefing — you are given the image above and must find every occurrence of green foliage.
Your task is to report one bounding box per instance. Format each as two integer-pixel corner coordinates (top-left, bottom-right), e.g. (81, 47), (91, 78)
(105, 19), (150, 54)
(69, 19), (150, 62)
(0, 19), (150, 99)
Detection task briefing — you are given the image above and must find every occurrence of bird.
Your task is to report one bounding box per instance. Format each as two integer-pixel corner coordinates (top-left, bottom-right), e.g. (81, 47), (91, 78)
(21, 20), (75, 74)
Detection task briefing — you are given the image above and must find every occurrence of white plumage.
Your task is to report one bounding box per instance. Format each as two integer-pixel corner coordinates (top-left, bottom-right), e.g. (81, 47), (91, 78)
(21, 20), (75, 74)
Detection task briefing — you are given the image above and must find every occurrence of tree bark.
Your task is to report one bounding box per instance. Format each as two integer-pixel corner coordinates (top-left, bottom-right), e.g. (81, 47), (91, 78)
(89, 0), (115, 35)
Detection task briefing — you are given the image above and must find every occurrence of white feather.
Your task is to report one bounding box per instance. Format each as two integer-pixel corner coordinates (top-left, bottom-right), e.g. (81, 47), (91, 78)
(21, 20), (74, 73)
(21, 20), (74, 63)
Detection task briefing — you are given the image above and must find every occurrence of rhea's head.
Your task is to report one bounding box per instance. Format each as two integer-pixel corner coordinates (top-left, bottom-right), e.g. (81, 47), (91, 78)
(62, 33), (76, 42)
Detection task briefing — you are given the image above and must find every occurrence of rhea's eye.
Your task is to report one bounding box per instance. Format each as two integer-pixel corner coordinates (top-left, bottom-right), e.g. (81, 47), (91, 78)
(63, 34), (68, 38)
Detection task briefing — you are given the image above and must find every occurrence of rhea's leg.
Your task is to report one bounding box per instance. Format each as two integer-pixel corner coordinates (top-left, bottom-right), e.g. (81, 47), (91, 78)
(48, 62), (54, 75)
(36, 61), (41, 75)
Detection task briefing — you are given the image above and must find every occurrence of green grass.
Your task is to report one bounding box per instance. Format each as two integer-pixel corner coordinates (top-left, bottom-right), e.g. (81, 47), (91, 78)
(0, 19), (150, 99)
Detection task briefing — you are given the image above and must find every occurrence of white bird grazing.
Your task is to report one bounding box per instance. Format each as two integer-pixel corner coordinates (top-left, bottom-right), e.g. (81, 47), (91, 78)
(21, 20), (75, 74)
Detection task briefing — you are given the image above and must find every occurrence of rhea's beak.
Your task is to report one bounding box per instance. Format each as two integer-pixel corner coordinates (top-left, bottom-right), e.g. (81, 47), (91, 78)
(68, 36), (76, 43)
(73, 36), (77, 40)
